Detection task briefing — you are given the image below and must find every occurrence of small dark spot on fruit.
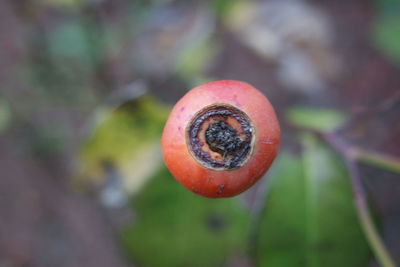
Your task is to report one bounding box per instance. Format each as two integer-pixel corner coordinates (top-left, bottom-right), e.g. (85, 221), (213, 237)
(180, 106), (186, 112)
(216, 184), (225, 194)
(178, 126), (181, 131)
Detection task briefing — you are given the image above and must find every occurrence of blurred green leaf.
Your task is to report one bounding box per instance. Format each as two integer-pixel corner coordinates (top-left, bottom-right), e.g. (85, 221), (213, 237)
(45, 20), (97, 101)
(286, 107), (347, 132)
(48, 21), (91, 60)
(372, 15), (400, 65)
(255, 135), (370, 267)
(121, 166), (251, 267)
(372, 0), (400, 15)
(211, 0), (241, 16)
(76, 96), (169, 194)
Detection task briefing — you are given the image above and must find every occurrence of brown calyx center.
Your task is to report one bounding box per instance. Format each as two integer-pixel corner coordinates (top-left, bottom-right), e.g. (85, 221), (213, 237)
(205, 121), (244, 156)
(187, 104), (254, 170)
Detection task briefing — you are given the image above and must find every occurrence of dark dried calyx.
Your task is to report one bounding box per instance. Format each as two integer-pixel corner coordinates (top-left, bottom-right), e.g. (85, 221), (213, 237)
(187, 104), (254, 171)
(205, 121), (243, 156)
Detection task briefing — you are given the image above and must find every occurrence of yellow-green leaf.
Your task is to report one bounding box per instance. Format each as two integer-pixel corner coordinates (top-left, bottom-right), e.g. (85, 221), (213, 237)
(75, 95), (169, 195)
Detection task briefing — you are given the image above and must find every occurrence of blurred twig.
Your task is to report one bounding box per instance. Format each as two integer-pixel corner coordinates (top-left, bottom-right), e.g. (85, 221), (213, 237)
(323, 134), (400, 175)
(354, 148), (400, 174)
(320, 132), (397, 267)
(339, 91), (400, 133)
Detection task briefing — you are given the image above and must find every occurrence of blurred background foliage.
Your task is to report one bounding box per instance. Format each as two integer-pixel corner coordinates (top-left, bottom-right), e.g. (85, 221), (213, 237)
(0, 0), (399, 266)
(255, 137), (369, 267)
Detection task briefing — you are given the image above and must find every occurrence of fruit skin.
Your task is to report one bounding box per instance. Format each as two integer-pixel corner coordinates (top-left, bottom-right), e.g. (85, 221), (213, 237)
(161, 80), (280, 198)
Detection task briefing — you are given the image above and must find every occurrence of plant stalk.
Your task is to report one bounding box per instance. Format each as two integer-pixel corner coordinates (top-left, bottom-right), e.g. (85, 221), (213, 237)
(321, 133), (397, 267)
(354, 148), (400, 174)
(346, 159), (396, 267)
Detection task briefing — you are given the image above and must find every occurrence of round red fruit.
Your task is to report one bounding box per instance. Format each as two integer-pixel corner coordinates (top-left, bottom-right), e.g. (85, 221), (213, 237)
(161, 80), (280, 198)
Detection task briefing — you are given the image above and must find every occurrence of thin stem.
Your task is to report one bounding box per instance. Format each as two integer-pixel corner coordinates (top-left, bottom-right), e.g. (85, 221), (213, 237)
(354, 148), (400, 174)
(346, 159), (396, 267)
(321, 133), (397, 267)
(309, 128), (400, 174)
